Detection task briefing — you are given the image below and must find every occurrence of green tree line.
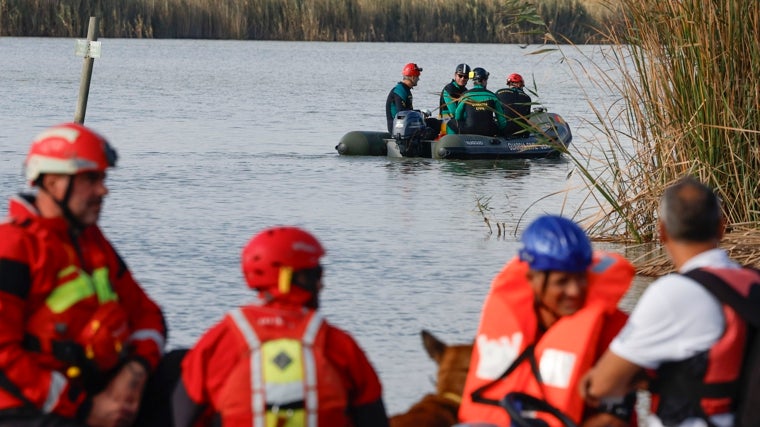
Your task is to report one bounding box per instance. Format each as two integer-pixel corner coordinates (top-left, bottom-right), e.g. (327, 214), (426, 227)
(1, 0), (621, 43)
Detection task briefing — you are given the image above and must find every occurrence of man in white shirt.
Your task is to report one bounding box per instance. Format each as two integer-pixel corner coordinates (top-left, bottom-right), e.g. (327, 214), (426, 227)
(579, 176), (756, 427)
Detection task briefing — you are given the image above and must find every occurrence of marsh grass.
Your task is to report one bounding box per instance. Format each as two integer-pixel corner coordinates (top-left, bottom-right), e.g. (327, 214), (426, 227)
(562, 0), (760, 272)
(1, 0), (616, 42)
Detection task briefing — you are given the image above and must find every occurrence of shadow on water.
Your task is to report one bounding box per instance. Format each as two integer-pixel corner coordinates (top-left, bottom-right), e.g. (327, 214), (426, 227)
(439, 158), (532, 178)
(379, 156), (569, 179)
(382, 158), (436, 175)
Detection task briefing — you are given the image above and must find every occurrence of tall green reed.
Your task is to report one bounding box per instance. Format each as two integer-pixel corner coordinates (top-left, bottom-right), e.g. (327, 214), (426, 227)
(564, 0), (760, 243)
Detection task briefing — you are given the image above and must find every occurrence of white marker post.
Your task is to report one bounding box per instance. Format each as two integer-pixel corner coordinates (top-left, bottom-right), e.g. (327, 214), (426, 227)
(74, 17), (102, 124)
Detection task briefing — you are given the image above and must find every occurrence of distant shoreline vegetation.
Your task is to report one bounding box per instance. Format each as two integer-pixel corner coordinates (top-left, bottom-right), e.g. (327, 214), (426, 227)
(1, 0), (621, 43)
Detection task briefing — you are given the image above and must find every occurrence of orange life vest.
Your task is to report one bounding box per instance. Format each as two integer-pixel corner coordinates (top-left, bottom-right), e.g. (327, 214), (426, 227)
(459, 251), (635, 426)
(217, 307), (350, 427)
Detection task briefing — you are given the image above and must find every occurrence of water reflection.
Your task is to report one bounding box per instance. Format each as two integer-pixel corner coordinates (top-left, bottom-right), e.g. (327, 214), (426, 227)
(439, 158), (531, 178)
(383, 158), (436, 175)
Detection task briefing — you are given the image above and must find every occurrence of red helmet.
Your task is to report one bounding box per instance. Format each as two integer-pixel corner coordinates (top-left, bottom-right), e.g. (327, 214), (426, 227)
(242, 226), (325, 303)
(25, 122), (117, 185)
(402, 63), (423, 77)
(507, 73), (525, 86)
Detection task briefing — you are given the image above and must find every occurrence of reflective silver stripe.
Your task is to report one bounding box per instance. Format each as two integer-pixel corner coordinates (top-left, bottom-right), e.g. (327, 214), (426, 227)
(302, 313), (324, 427)
(302, 312), (323, 346)
(43, 371), (67, 413)
(265, 382), (304, 404)
(129, 329), (166, 355)
(250, 347), (264, 427)
(229, 309), (264, 427)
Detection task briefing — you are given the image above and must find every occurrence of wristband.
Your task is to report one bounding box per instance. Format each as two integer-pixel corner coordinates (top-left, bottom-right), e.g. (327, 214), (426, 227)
(597, 392), (635, 421)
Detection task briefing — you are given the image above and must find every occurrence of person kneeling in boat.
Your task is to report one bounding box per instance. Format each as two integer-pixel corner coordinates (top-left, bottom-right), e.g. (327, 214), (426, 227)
(172, 226), (389, 427)
(457, 215), (637, 427)
(495, 73), (533, 137)
(448, 67), (507, 137)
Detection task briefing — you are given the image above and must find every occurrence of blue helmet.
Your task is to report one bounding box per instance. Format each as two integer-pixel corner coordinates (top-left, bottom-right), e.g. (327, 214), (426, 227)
(518, 215), (592, 273)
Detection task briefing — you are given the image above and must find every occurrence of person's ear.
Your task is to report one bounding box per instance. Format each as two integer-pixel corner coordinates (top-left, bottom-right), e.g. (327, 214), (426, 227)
(717, 215), (727, 241)
(526, 270), (543, 293)
(41, 174), (68, 198)
(658, 220), (669, 244)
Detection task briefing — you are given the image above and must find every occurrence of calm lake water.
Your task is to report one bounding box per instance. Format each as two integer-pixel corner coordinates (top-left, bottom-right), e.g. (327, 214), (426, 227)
(0, 37), (630, 414)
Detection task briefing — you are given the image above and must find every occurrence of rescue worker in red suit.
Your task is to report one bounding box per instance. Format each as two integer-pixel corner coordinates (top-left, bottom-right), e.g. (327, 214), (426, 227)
(172, 226), (389, 427)
(0, 123), (181, 427)
(580, 177), (760, 427)
(457, 215), (637, 427)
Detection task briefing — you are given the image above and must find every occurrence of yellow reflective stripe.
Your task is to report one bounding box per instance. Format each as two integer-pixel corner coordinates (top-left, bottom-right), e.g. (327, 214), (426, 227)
(46, 275), (95, 314)
(47, 266), (116, 313)
(57, 265), (77, 278)
(92, 268), (117, 303)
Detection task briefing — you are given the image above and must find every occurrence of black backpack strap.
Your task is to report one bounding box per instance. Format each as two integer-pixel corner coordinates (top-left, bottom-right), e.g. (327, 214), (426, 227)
(471, 343), (542, 407)
(678, 267), (760, 427)
(0, 371), (37, 411)
(681, 268), (760, 327)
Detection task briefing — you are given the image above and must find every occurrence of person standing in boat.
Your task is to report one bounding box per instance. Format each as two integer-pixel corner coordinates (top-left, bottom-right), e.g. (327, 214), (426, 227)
(0, 122), (181, 427)
(495, 73), (533, 137)
(439, 63), (471, 119)
(172, 226), (389, 427)
(458, 215), (637, 427)
(450, 67), (507, 136)
(580, 177), (760, 427)
(386, 62), (422, 133)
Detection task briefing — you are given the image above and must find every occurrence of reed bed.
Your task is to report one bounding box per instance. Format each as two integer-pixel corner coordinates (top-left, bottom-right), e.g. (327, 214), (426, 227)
(1, 0), (616, 43)
(562, 0), (760, 272)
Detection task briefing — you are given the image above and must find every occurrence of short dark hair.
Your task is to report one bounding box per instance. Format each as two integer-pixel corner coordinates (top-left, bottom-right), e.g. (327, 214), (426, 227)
(660, 176), (722, 242)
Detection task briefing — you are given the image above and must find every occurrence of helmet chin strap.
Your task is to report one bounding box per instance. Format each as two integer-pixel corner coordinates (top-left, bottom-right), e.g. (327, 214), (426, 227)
(40, 175), (86, 233)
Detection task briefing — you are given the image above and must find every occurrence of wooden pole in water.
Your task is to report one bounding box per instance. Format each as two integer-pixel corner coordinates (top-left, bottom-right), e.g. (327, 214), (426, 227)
(74, 16), (100, 124)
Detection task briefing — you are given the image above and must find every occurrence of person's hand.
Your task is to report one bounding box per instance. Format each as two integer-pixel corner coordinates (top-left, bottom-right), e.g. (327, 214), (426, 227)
(581, 412), (630, 427)
(86, 361), (148, 427)
(578, 369), (600, 407)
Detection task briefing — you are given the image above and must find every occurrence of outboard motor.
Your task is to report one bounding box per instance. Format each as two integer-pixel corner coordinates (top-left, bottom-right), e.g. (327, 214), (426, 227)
(392, 110), (428, 157)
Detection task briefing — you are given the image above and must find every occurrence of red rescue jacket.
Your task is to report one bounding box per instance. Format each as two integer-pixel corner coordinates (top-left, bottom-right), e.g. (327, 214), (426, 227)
(178, 303), (384, 427)
(0, 195), (166, 417)
(459, 252), (634, 426)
